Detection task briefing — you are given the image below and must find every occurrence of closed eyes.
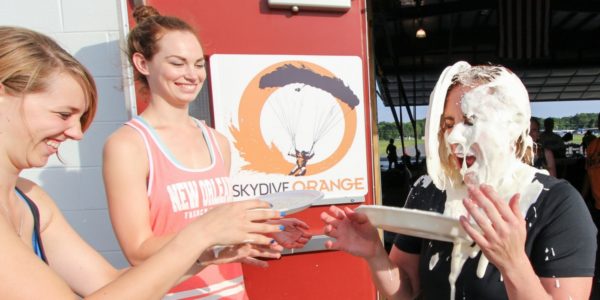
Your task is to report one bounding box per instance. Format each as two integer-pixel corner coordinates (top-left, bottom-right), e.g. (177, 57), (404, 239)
(441, 115), (475, 131)
(57, 112), (72, 120)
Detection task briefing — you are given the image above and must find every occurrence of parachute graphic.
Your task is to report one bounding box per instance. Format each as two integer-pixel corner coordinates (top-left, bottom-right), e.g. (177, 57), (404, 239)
(259, 64), (360, 158)
(259, 64), (359, 108)
(229, 60), (360, 176)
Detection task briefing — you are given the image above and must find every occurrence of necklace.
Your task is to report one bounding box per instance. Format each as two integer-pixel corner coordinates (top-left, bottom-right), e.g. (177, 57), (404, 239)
(1, 197), (25, 237)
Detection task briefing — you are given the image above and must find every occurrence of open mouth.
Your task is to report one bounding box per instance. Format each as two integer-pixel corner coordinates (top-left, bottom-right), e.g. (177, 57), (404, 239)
(453, 143), (479, 169)
(456, 155), (476, 168)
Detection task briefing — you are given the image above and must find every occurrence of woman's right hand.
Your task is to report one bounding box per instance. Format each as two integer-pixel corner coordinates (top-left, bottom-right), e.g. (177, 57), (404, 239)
(192, 200), (283, 248)
(320, 205), (382, 258)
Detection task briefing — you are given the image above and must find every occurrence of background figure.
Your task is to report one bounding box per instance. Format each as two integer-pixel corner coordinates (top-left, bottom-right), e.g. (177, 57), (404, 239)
(400, 152), (412, 167)
(530, 117), (557, 177)
(385, 138), (398, 170)
(0, 26), (282, 299)
(103, 6), (310, 299)
(321, 62), (595, 300)
(584, 113), (600, 299)
(561, 132), (573, 143)
(583, 130), (597, 154)
(585, 113), (600, 209)
(415, 149), (421, 165)
(539, 117), (567, 159)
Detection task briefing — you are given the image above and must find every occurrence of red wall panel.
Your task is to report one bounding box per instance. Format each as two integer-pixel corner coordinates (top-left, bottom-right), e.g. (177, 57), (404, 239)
(127, 1), (375, 298)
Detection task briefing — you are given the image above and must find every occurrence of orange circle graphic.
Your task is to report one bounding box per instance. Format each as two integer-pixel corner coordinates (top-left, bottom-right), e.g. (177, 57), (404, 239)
(229, 60), (357, 175)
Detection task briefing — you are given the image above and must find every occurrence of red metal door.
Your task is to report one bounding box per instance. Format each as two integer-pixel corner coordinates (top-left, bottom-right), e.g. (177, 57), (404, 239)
(126, 1), (376, 298)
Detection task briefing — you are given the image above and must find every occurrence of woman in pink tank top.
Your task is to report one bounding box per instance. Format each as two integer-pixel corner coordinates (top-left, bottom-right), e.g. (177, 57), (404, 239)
(103, 6), (312, 299)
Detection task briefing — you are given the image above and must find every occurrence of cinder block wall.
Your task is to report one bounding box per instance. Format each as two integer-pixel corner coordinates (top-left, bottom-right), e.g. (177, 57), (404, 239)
(1, 0), (129, 268)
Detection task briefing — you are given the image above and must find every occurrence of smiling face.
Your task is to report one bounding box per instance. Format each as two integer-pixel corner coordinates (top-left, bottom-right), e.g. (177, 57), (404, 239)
(136, 30), (206, 106)
(3, 73), (87, 169)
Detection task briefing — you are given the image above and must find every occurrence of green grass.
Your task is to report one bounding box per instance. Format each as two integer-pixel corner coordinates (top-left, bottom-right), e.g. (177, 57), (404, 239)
(377, 134), (584, 157)
(378, 138), (423, 157)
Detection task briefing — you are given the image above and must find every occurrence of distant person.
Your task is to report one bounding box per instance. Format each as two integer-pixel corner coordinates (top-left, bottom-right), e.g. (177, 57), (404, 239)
(583, 130), (597, 154)
(585, 113), (600, 210)
(584, 113), (600, 299)
(386, 139), (398, 170)
(561, 131), (577, 157)
(530, 117), (557, 177)
(415, 149), (421, 165)
(562, 132), (573, 143)
(539, 117), (566, 158)
(401, 151), (412, 167)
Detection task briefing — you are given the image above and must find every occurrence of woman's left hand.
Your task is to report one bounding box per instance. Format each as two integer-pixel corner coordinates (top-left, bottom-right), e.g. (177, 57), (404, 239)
(460, 184), (529, 272)
(195, 242), (284, 269)
(268, 218), (312, 249)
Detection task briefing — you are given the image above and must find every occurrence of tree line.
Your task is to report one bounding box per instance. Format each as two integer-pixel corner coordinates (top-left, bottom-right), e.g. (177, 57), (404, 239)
(378, 112), (597, 141)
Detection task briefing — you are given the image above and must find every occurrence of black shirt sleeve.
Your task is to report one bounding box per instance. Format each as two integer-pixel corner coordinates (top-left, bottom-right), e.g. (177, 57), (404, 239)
(526, 177), (597, 277)
(393, 176), (445, 254)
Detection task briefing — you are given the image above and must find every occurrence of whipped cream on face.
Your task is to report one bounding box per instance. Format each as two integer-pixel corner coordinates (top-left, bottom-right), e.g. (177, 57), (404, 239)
(424, 62), (545, 300)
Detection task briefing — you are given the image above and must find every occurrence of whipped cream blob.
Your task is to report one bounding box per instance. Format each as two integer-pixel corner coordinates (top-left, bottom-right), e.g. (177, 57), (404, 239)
(424, 62), (545, 300)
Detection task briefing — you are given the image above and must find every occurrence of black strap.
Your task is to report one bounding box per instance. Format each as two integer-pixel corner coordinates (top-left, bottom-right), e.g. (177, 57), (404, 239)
(15, 188), (48, 264)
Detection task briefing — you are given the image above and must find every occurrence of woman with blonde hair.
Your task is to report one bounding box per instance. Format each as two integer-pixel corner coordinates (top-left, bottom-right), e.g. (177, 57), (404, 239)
(0, 25), (282, 299)
(321, 62), (595, 299)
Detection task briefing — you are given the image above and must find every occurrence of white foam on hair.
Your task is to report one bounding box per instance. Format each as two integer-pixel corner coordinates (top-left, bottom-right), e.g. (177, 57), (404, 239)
(424, 62), (546, 300)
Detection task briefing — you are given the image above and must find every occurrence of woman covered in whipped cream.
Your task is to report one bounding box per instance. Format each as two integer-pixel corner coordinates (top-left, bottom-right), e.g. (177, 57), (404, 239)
(321, 62), (596, 299)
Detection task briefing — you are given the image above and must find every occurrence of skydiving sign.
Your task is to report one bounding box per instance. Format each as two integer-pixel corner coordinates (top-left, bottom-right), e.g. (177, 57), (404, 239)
(210, 55), (367, 204)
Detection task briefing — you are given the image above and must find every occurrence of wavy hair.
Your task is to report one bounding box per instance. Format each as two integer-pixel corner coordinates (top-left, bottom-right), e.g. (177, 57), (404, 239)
(0, 26), (97, 131)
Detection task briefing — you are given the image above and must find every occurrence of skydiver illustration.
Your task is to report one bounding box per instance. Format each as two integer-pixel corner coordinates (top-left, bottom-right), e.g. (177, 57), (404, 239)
(288, 149), (315, 176)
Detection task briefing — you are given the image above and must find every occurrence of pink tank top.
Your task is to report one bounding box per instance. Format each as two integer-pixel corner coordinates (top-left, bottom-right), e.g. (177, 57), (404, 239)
(126, 116), (247, 300)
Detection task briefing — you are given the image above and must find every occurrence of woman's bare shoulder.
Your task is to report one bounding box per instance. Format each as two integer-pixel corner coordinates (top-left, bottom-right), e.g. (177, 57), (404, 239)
(16, 178), (57, 228)
(16, 178), (51, 204)
(103, 124), (147, 159)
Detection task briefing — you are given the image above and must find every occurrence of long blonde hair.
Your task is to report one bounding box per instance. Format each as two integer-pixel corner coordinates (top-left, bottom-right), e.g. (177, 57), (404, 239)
(0, 26), (97, 131)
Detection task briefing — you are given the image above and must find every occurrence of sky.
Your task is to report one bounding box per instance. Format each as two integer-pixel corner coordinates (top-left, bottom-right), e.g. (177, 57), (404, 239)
(376, 98), (600, 123)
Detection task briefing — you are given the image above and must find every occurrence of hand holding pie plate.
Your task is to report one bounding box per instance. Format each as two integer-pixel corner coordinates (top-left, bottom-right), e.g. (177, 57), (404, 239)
(257, 190), (324, 215)
(209, 190), (322, 259)
(355, 205), (479, 243)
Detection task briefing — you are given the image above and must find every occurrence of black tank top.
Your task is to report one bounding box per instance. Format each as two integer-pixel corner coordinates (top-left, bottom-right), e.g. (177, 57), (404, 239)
(15, 188), (47, 263)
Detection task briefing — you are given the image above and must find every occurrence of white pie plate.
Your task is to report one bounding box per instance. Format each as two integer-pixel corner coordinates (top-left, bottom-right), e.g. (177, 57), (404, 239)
(355, 205), (474, 243)
(257, 190), (324, 215)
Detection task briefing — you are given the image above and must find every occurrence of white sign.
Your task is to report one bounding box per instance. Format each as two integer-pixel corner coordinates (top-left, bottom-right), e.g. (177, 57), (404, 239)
(210, 54), (367, 205)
